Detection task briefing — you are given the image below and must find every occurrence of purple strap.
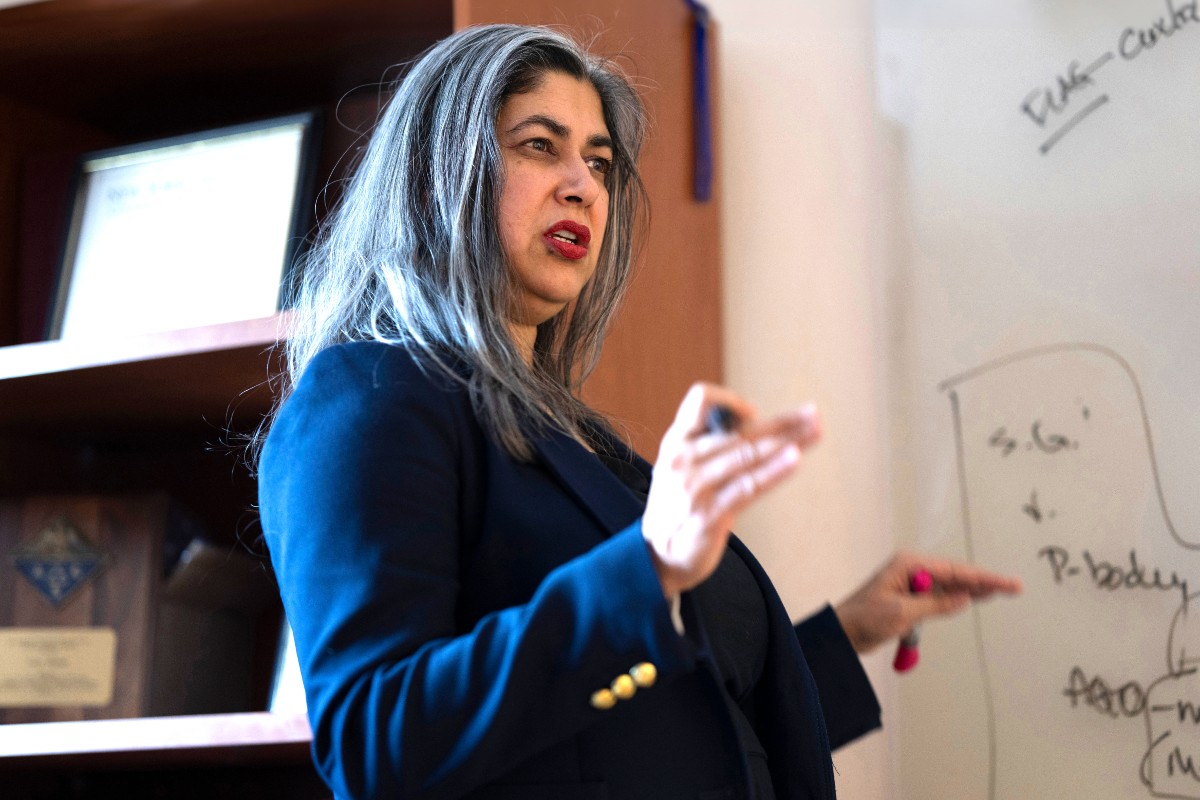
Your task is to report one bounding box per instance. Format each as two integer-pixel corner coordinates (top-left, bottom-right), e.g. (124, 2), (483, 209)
(684, 0), (713, 202)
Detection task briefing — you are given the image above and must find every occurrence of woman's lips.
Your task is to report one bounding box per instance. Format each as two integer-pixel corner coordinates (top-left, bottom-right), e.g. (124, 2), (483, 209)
(544, 220), (591, 260)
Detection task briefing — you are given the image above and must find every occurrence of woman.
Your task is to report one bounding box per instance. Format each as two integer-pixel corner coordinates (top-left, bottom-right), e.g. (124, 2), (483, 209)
(258, 24), (1018, 800)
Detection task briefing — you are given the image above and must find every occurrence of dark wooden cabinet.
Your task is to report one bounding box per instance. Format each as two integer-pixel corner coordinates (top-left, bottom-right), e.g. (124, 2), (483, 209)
(0, 0), (718, 793)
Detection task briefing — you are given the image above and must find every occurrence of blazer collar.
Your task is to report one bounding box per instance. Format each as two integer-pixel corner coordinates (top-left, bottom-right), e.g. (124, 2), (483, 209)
(531, 425), (648, 537)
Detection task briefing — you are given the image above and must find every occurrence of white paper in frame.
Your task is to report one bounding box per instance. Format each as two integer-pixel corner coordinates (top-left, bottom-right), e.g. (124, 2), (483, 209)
(48, 112), (319, 340)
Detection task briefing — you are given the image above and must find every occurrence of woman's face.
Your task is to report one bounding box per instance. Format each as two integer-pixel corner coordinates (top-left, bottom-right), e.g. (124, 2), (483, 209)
(496, 70), (612, 344)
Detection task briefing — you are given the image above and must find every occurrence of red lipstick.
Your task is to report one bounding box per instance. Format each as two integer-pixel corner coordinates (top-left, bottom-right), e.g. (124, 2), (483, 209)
(543, 220), (591, 260)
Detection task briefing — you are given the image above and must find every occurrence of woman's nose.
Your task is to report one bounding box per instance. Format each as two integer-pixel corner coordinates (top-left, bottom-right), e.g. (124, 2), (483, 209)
(557, 157), (601, 206)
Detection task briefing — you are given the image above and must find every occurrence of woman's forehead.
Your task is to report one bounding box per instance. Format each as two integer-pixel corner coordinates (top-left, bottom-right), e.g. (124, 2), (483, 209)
(498, 72), (610, 142)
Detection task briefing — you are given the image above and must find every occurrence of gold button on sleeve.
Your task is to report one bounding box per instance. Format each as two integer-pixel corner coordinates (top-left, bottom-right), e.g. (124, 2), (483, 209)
(589, 688), (616, 710)
(630, 662), (658, 688)
(611, 673), (636, 700)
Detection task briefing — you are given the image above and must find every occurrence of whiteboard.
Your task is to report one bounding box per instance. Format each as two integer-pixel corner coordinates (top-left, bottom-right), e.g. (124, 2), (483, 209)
(877, 2), (1200, 797)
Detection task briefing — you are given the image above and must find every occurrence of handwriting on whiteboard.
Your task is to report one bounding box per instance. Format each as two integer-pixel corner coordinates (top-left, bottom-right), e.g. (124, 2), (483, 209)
(1020, 0), (1200, 154)
(941, 343), (1199, 798)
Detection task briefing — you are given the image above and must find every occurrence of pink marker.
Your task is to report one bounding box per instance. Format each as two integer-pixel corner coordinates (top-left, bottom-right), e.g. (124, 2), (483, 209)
(893, 569), (934, 672)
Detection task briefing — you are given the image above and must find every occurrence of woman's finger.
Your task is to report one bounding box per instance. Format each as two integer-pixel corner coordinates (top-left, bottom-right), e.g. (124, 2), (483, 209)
(689, 433), (803, 499)
(914, 556), (1023, 597)
(690, 403), (821, 460)
(707, 441), (804, 521)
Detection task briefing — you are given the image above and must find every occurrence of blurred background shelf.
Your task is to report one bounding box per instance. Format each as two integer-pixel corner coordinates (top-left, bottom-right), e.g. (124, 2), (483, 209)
(0, 314), (287, 433)
(0, 711), (312, 768)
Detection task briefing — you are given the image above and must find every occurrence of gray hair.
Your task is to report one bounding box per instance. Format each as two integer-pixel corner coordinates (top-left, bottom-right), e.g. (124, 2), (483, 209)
(271, 24), (648, 460)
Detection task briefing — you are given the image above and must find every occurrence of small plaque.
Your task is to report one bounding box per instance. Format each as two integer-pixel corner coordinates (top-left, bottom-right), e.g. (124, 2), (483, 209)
(0, 627), (117, 707)
(9, 517), (108, 606)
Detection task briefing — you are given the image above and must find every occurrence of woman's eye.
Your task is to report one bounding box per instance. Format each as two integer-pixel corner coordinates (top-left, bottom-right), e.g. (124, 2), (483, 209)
(525, 138), (551, 153)
(587, 156), (612, 175)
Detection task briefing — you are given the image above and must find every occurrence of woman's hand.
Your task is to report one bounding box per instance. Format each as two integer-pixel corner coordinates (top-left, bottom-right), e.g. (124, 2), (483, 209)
(641, 383), (822, 598)
(834, 551), (1023, 655)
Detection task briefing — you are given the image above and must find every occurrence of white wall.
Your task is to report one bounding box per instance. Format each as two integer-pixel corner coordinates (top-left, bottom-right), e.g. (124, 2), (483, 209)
(704, 1), (898, 797)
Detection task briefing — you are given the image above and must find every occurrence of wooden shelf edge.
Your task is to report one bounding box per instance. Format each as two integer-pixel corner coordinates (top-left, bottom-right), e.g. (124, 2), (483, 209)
(0, 710), (312, 763)
(0, 313), (291, 383)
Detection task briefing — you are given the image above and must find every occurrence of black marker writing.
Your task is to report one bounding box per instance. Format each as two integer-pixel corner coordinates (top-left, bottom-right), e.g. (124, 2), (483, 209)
(1038, 546), (1189, 605)
(1031, 420), (1076, 453)
(1021, 54), (1114, 127)
(1023, 490), (1043, 523)
(1169, 747), (1200, 781)
(989, 427), (1017, 456)
(1022, 0), (1200, 154)
(1119, 0), (1200, 60)
(1150, 700), (1200, 725)
(988, 421), (1078, 457)
(1063, 665), (1147, 718)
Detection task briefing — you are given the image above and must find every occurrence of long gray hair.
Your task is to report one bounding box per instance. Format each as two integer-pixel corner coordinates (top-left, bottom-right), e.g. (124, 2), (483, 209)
(271, 24), (647, 460)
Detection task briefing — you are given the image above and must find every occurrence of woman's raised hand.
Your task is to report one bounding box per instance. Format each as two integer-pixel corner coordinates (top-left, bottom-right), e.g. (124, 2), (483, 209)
(834, 551), (1023, 655)
(641, 383), (821, 598)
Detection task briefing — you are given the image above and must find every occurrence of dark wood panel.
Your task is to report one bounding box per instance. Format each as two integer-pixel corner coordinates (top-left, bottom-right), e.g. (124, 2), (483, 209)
(0, 98), (110, 348)
(0, 433), (266, 565)
(0, 0), (452, 132)
(4, 762), (330, 800)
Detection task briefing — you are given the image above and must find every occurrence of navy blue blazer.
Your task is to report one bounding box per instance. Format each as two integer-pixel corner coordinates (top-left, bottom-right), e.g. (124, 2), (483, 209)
(259, 341), (880, 800)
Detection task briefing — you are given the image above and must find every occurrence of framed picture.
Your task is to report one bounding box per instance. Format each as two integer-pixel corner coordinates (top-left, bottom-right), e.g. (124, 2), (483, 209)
(47, 112), (321, 340)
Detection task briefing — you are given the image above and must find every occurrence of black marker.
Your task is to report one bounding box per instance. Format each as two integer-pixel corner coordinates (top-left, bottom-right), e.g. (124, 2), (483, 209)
(705, 404), (737, 434)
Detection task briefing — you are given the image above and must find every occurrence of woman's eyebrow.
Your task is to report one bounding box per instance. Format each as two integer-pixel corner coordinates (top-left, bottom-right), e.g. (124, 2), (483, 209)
(506, 114), (613, 150)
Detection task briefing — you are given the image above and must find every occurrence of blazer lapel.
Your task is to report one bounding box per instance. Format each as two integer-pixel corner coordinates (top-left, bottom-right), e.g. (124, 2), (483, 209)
(531, 426), (647, 537)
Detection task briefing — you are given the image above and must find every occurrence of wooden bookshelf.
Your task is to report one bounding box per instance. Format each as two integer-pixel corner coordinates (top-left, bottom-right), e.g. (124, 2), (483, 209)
(0, 314), (287, 432)
(0, 716), (328, 798)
